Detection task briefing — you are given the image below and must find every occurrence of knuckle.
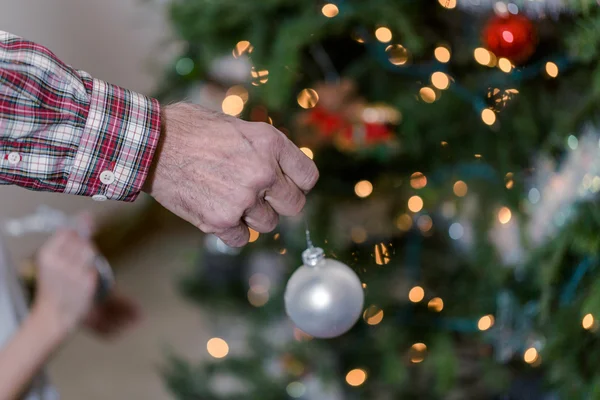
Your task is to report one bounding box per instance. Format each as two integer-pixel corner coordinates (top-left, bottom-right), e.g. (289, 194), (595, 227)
(250, 165), (276, 188)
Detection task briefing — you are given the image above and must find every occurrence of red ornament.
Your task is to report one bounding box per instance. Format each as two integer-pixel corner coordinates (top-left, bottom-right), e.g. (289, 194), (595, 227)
(483, 14), (537, 65)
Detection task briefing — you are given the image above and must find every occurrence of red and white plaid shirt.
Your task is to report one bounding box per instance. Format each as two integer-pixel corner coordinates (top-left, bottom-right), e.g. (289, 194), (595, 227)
(0, 31), (161, 202)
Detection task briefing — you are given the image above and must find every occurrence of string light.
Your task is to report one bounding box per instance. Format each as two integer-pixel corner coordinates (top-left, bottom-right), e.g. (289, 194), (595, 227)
(226, 86), (249, 103)
(207, 338), (229, 358)
(545, 61), (559, 78)
(251, 67), (269, 85)
(505, 172), (514, 189)
(498, 58), (512, 73)
(428, 297), (444, 312)
(351, 226), (368, 244)
(374, 243), (391, 265)
(409, 286), (425, 303)
(410, 172), (427, 189)
(478, 315), (494, 331)
(232, 41), (254, 58)
(523, 347), (539, 364)
(396, 213), (413, 231)
(417, 215), (433, 233)
(354, 180), (373, 198)
(438, 0), (457, 9)
(386, 44), (409, 65)
(474, 48), (491, 66)
(297, 88), (319, 109)
(498, 207), (512, 224)
(222, 95), (244, 116)
(453, 181), (468, 197)
(375, 27), (392, 43)
(363, 305), (384, 325)
(419, 87), (437, 103)
(408, 195), (424, 212)
(431, 72), (450, 90)
(346, 369), (367, 386)
(410, 342), (427, 363)
(434, 46), (451, 63)
(248, 228), (260, 243)
(299, 147), (314, 160)
(321, 3), (339, 17)
(481, 108), (497, 125)
(583, 313), (595, 330)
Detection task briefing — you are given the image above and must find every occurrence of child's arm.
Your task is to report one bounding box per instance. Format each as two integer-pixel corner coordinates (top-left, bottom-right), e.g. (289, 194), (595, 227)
(0, 229), (97, 400)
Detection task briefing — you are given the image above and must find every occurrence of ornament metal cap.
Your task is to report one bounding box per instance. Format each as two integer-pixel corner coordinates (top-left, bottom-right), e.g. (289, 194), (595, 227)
(302, 246), (325, 267)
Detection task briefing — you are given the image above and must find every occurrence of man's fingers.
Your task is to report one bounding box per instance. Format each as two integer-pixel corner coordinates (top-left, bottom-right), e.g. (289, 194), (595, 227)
(276, 135), (319, 192)
(217, 223), (251, 247)
(244, 201), (279, 233)
(265, 174), (306, 217)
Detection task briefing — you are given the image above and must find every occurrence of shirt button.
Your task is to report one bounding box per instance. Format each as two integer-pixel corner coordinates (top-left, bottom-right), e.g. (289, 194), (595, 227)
(99, 170), (116, 185)
(7, 152), (21, 165)
(92, 194), (108, 202)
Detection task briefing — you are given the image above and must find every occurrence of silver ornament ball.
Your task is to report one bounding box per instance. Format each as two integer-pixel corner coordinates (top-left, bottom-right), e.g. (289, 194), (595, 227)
(284, 247), (364, 339)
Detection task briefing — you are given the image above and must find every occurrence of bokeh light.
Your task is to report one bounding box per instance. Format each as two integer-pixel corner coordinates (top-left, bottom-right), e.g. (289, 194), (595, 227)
(498, 58), (512, 73)
(419, 87), (437, 103)
(428, 297), (444, 312)
(438, 0), (457, 9)
(300, 147), (314, 160)
(434, 46), (451, 63)
(363, 305), (384, 325)
(481, 108), (497, 125)
(396, 213), (413, 231)
(355, 180), (374, 198)
(474, 48), (491, 66)
(524, 347), (539, 364)
(498, 207), (512, 224)
(222, 95), (244, 116)
(583, 313), (595, 330)
(431, 72), (450, 90)
(545, 61), (559, 78)
(408, 196), (424, 212)
(207, 338), (229, 358)
(321, 3), (339, 17)
(375, 27), (392, 43)
(386, 44), (409, 65)
(478, 315), (495, 331)
(409, 286), (425, 303)
(232, 41), (254, 58)
(410, 172), (427, 189)
(453, 181), (468, 197)
(297, 88), (319, 109)
(346, 369), (367, 386)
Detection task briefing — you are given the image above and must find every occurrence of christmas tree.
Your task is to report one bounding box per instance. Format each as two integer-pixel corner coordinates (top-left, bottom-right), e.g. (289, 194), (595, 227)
(157, 0), (600, 398)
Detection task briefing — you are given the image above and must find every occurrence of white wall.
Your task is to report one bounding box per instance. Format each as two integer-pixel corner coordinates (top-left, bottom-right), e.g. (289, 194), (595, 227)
(0, 0), (171, 259)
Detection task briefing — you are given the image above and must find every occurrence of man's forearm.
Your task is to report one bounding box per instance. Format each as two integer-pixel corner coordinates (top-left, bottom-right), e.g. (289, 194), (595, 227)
(0, 305), (67, 400)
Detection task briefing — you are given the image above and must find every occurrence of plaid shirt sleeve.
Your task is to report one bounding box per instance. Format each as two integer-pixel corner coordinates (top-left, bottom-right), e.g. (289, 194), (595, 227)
(0, 31), (161, 202)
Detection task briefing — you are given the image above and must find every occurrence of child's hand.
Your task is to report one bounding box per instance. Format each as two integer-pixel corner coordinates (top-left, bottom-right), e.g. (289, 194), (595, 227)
(33, 229), (98, 337)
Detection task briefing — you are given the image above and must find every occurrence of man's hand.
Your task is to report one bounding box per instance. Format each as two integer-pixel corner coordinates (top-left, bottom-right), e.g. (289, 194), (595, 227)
(83, 290), (141, 339)
(143, 103), (319, 247)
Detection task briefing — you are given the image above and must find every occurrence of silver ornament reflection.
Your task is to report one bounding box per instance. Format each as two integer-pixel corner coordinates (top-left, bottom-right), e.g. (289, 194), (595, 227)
(284, 247), (364, 338)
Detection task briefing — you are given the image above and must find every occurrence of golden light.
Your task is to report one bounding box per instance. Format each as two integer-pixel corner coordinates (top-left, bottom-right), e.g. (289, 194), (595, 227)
(248, 289), (269, 307)
(505, 173), (514, 189)
(386, 44), (409, 65)
(434, 46), (451, 63)
(222, 95), (244, 116)
(474, 47), (491, 66)
(498, 57), (512, 73)
(431, 72), (450, 90)
(481, 108), (497, 126)
(410, 342), (427, 363)
(297, 88), (319, 109)
(354, 180), (374, 198)
(396, 213), (413, 231)
(375, 27), (392, 43)
(438, 0), (457, 9)
(346, 369), (367, 386)
(363, 305), (384, 325)
(498, 207), (512, 224)
(477, 315), (495, 331)
(226, 85), (249, 103)
(410, 172), (427, 189)
(419, 87), (437, 103)
(251, 68), (269, 85)
(207, 338), (229, 358)
(428, 297), (444, 312)
(408, 286), (425, 303)
(583, 313), (595, 330)
(232, 40), (254, 58)
(362, 283), (367, 289)
(248, 228), (260, 243)
(453, 181), (468, 197)
(524, 347), (539, 364)
(374, 243), (391, 265)
(408, 195), (424, 213)
(273, 233), (280, 240)
(279, 248), (287, 255)
(321, 3), (339, 17)
(417, 215), (433, 233)
(545, 61), (559, 78)
(351, 226), (368, 244)
(300, 147), (314, 160)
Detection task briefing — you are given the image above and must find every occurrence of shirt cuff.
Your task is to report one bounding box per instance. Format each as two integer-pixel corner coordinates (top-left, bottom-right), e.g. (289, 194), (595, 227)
(64, 78), (161, 202)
